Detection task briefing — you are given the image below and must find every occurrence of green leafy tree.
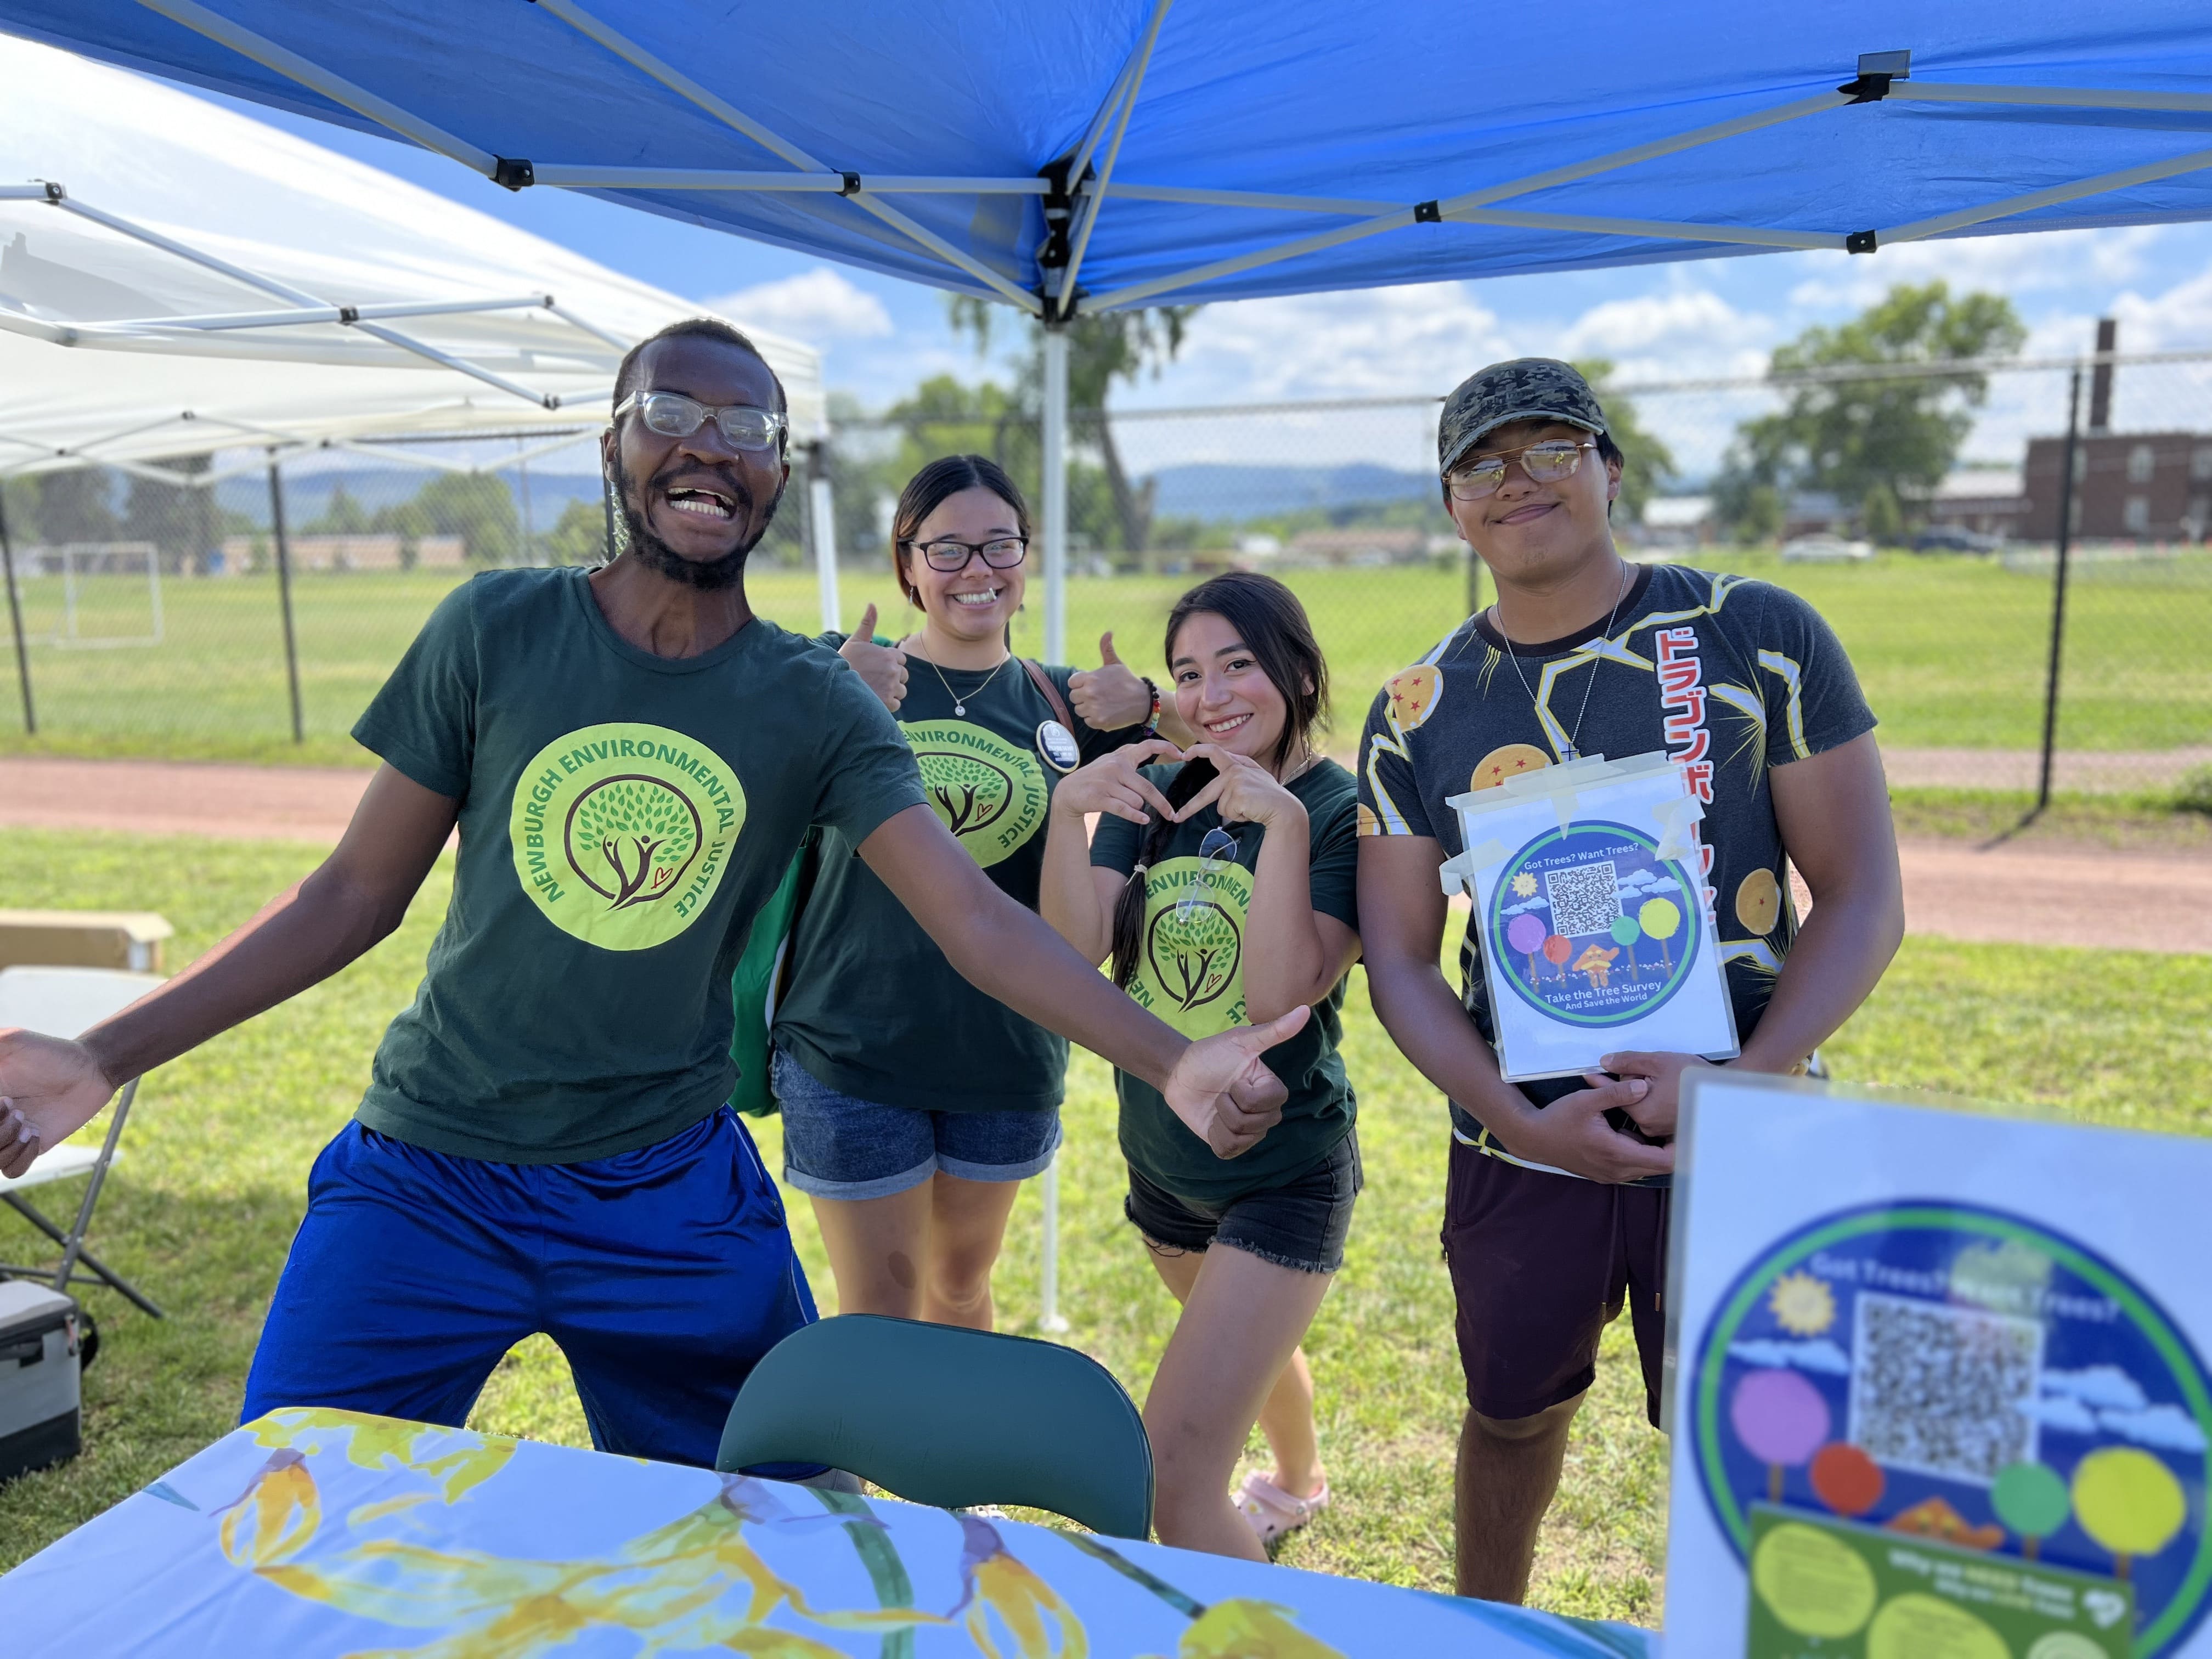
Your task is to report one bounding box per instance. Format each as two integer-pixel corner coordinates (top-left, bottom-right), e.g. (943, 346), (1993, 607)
(1573, 359), (1675, 525)
(947, 300), (1200, 555)
(123, 454), (217, 572)
(414, 473), (518, 565)
(918, 751), (1011, 837)
(570, 779), (697, 910)
(541, 498), (607, 567)
(1713, 281), (2026, 536)
(34, 469), (120, 546)
(308, 482), (368, 536)
(1148, 898), (1240, 1013)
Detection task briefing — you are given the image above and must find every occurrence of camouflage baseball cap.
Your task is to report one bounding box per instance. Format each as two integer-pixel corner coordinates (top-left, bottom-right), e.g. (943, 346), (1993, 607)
(1438, 358), (1607, 476)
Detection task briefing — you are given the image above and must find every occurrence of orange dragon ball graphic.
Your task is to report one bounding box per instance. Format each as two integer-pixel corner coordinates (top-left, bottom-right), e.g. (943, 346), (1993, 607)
(1470, 743), (1551, 792)
(1385, 665), (1442, 732)
(1735, 867), (1781, 934)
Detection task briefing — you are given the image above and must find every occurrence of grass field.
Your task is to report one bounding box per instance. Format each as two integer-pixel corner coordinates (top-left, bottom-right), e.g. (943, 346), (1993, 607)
(3, 827), (2209, 1621)
(2, 549), (2205, 766)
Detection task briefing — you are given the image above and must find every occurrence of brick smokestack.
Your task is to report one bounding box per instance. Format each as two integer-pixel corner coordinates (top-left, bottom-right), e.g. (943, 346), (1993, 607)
(2088, 317), (2117, 432)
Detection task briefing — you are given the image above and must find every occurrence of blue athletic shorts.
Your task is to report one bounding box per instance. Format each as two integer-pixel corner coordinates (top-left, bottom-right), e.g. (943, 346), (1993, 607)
(771, 1048), (1060, 1201)
(240, 1107), (817, 1469)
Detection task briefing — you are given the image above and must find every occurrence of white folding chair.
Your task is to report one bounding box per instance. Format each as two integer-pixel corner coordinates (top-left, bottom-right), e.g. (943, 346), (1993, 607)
(0, 967), (165, 1318)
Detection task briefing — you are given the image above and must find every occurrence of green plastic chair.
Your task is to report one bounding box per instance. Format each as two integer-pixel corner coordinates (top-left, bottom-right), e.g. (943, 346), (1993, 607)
(715, 1314), (1154, 1539)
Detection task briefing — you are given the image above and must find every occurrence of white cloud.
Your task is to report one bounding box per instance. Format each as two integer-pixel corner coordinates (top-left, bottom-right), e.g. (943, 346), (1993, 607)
(707, 267), (894, 342)
(1728, 1338), (1852, 1376)
(2042, 1365), (2148, 1412)
(1558, 290), (1773, 384)
(2099, 1404), (2209, 1454)
(1782, 226), (2170, 315)
(2018, 1393), (2101, 1435)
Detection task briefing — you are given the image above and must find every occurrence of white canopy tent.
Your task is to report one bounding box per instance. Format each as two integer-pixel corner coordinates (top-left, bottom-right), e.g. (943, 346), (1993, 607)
(0, 33), (825, 560)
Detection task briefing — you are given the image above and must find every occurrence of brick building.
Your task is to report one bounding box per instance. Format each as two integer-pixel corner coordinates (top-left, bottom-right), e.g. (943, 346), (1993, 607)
(2020, 432), (2212, 543)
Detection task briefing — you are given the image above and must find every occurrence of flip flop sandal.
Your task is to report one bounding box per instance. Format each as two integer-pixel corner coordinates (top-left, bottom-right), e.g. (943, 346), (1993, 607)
(1234, 1472), (1330, 1544)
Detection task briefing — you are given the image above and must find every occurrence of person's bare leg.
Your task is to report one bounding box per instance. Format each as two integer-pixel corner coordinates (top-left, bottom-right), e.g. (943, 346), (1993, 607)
(921, 1171), (1025, 1331)
(1143, 1243), (1334, 1559)
(1146, 1243), (1325, 1501)
(1454, 1392), (1584, 1602)
(808, 1181), (936, 1319)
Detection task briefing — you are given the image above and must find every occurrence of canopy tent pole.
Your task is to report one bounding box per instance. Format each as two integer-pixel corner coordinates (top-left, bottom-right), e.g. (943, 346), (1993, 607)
(1036, 322), (1071, 1335)
(266, 456), (304, 744)
(0, 487), (33, 734)
(808, 439), (840, 634)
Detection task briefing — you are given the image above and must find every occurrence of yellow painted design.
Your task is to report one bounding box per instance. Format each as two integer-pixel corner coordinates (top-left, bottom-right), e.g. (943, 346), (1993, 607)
(242, 1476), (946, 1658)
(218, 1452), (320, 1567)
(1768, 1270), (1837, 1338)
(249, 1408), (518, 1504)
(348, 1493), (436, 1528)
(1470, 743), (1551, 792)
(965, 1550), (1087, 1658)
(1149, 1599), (1348, 1657)
(1355, 802), (1380, 837)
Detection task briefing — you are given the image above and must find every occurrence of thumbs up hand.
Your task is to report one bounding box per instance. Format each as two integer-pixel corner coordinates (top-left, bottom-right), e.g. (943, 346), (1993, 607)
(1068, 629), (1152, 730)
(838, 602), (908, 714)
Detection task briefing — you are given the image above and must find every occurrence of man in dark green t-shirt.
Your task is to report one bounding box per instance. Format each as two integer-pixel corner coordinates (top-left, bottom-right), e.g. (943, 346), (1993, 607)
(0, 320), (1305, 1469)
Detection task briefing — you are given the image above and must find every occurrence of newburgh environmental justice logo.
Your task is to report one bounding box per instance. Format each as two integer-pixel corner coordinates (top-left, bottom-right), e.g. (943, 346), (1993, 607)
(509, 723), (746, 950)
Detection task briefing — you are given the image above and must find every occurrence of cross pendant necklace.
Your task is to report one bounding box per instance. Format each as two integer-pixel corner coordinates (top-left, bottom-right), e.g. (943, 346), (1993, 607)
(1493, 564), (1630, 763)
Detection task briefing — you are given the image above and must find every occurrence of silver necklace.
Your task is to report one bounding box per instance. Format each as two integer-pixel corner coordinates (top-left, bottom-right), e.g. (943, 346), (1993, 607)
(1492, 565), (1630, 763)
(918, 646), (1009, 718)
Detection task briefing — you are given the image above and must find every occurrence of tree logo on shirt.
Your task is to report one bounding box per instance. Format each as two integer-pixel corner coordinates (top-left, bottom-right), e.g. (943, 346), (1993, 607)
(904, 721), (1048, 870)
(508, 722), (746, 952)
(1130, 856), (1252, 1037)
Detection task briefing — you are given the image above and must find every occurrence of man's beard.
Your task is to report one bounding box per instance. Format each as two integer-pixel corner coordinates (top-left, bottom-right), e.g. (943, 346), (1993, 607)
(608, 449), (783, 591)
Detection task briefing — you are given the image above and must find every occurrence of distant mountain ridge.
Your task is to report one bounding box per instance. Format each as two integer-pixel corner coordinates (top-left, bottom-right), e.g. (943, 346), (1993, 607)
(1143, 462), (1436, 523)
(212, 469), (601, 530)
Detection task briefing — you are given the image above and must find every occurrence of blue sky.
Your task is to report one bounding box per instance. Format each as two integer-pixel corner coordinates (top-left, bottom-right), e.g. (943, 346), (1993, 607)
(223, 89), (2212, 480)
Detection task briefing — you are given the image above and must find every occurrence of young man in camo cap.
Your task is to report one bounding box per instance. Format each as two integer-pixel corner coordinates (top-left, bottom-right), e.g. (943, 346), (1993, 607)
(1353, 357), (1905, 1601)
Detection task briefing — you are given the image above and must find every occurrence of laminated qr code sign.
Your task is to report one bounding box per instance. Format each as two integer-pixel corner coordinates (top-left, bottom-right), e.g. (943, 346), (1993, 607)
(1667, 1073), (2212, 1658)
(1441, 751), (1738, 1082)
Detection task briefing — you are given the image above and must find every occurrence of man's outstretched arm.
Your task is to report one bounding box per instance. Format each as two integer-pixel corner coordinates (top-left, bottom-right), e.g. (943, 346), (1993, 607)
(860, 804), (1304, 1159)
(1358, 832), (1669, 1184)
(0, 764), (458, 1177)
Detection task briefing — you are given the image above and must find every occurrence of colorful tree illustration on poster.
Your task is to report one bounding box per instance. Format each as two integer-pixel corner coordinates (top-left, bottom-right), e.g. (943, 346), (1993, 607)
(1638, 897), (1680, 972)
(1507, 913), (1547, 981)
(1609, 913), (1643, 980)
(1992, 1460), (2071, 1561)
(1731, 1368), (1830, 1503)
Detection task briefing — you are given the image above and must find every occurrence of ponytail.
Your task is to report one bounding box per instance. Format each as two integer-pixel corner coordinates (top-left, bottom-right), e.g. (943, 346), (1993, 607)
(1108, 759), (1217, 990)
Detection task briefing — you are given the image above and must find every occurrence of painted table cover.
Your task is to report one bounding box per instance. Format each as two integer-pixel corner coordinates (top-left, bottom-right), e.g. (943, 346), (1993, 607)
(0, 1409), (1657, 1656)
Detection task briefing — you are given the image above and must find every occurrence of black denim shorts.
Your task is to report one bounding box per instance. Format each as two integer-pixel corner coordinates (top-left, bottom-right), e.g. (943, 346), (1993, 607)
(1124, 1130), (1363, 1274)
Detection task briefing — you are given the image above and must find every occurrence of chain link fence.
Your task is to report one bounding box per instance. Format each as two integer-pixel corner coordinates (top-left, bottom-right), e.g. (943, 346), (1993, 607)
(4, 357), (2208, 804)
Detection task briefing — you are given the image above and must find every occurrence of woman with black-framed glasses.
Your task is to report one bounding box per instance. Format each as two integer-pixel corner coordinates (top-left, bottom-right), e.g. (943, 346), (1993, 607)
(769, 455), (1158, 1336)
(1037, 571), (1365, 1562)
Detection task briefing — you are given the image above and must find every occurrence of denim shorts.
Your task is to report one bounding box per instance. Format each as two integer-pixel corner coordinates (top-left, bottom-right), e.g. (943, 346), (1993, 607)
(771, 1049), (1062, 1201)
(1124, 1130), (1362, 1274)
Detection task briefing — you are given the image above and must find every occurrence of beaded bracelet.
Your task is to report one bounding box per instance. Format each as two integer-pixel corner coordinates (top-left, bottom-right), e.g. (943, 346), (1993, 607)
(1139, 676), (1163, 737)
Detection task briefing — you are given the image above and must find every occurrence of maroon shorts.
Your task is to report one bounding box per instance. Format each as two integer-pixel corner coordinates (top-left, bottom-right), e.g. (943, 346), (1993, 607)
(1440, 1135), (1670, 1427)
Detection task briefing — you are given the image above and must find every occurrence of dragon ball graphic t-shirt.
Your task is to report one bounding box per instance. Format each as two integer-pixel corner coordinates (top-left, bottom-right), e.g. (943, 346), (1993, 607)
(351, 569), (924, 1164)
(772, 643), (1148, 1113)
(1090, 758), (1361, 1205)
(1355, 563), (1876, 1175)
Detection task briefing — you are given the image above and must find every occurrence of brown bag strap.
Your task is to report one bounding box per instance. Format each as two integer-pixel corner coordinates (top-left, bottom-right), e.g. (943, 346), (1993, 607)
(1019, 657), (1075, 732)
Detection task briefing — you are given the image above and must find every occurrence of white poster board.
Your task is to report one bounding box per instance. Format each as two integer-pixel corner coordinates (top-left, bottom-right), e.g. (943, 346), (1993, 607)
(1666, 1071), (2212, 1659)
(1442, 751), (1737, 1081)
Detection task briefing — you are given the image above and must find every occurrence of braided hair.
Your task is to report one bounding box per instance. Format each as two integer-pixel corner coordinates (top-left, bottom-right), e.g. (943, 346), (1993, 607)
(1108, 572), (1329, 989)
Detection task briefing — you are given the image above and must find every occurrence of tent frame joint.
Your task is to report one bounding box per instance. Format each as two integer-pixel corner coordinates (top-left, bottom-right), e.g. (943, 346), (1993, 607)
(493, 157), (535, 191)
(1839, 48), (1911, 104)
(1035, 154), (1087, 323)
(837, 171), (861, 196)
(1413, 199), (1442, 223)
(1845, 228), (1879, 254)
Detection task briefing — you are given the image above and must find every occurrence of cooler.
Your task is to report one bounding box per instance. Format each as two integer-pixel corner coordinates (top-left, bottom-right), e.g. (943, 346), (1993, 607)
(0, 1280), (82, 1482)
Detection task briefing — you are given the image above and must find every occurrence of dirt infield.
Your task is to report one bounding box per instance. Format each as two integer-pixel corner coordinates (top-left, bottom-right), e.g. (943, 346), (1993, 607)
(5, 756), (2208, 953)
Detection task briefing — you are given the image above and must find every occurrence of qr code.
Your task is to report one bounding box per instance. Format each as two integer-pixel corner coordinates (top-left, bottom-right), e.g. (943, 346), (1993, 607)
(1543, 861), (1621, 939)
(1848, 1293), (2042, 1483)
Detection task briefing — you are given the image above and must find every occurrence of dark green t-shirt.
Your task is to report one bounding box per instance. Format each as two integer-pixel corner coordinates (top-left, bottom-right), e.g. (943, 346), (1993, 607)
(350, 568), (925, 1164)
(1089, 758), (1361, 1204)
(773, 644), (1143, 1111)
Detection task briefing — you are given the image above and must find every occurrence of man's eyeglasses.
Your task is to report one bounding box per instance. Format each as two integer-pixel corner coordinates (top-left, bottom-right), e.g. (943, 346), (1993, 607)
(1444, 438), (1597, 501)
(614, 390), (786, 453)
(1175, 826), (1241, 924)
(902, 536), (1029, 573)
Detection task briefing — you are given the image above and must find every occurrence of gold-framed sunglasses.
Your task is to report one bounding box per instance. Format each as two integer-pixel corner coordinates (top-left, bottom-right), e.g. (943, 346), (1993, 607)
(1444, 437), (1598, 501)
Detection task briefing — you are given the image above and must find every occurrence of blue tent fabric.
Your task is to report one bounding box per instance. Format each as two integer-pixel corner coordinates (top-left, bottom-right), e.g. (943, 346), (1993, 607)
(3, 1), (2211, 311)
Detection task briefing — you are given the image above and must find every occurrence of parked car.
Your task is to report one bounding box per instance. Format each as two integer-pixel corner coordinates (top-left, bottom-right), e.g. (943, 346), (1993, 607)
(1780, 533), (1875, 563)
(1912, 526), (2002, 554)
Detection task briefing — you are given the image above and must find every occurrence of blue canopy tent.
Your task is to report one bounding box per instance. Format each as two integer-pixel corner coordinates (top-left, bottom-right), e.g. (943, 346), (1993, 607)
(9, 0), (2210, 1324)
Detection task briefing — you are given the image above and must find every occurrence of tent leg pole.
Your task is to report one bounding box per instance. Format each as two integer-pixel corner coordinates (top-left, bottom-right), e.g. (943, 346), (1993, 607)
(1038, 324), (1070, 1337)
(2029, 366), (2083, 828)
(808, 442), (840, 634)
(0, 489), (34, 735)
(268, 460), (304, 745)
(1041, 326), (1069, 665)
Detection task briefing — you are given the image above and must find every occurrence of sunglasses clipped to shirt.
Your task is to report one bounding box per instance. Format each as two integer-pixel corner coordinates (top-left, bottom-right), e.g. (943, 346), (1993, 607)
(615, 390), (787, 453)
(1444, 437), (1598, 501)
